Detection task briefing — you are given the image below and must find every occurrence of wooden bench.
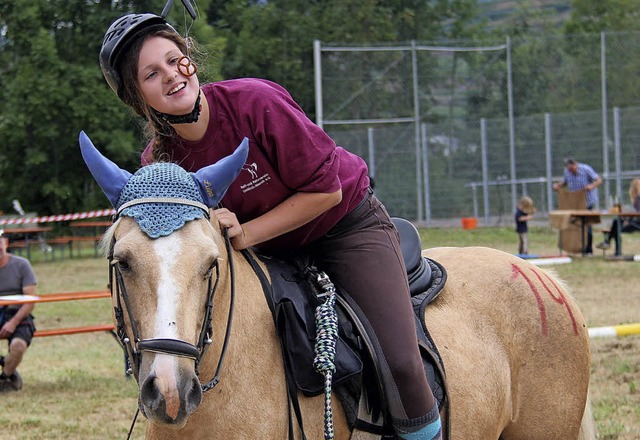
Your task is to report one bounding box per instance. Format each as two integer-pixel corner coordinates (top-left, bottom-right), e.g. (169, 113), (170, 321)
(7, 236), (102, 260)
(7, 240), (28, 248)
(46, 235), (103, 258)
(42, 236), (73, 260)
(7, 240), (31, 257)
(7, 240), (28, 255)
(69, 221), (111, 258)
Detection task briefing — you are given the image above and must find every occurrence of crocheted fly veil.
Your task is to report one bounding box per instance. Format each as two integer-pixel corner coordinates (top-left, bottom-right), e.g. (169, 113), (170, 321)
(79, 131), (249, 237)
(117, 163), (207, 238)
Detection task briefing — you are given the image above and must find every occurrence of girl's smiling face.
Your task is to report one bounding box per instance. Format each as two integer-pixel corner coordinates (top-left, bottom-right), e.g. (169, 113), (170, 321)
(137, 36), (200, 117)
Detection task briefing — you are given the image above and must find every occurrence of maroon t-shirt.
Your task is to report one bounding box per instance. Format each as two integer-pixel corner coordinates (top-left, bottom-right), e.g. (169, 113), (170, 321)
(142, 78), (370, 251)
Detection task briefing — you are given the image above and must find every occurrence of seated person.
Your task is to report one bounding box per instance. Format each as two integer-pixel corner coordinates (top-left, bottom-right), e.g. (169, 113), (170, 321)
(597, 178), (640, 250)
(0, 229), (37, 392)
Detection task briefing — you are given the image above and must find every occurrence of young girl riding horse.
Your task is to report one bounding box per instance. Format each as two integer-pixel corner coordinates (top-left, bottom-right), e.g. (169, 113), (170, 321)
(99, 12), (441, 439)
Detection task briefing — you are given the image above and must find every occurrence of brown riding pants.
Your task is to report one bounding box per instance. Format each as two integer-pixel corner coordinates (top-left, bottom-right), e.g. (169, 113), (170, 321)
(306, 190), (435, 421)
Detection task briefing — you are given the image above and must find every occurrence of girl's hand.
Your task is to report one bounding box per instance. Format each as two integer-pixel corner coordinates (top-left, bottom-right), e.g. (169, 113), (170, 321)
(214, 207), (249, 250)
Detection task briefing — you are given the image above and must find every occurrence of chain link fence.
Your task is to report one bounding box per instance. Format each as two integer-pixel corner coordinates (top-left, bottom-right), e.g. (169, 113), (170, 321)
(315, 32), (640, 226)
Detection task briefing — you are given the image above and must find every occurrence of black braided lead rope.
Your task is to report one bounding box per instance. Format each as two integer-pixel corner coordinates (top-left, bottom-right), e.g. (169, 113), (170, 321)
(312, 271), (339, 440)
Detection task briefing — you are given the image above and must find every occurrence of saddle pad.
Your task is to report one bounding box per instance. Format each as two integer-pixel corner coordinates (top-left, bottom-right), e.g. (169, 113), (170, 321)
(257, 253), (364, 396)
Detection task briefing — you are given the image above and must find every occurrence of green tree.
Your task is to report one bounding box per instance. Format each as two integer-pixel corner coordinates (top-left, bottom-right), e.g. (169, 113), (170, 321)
(0, 1), (139, 216)
(564, 0), (640, 110)
(565, 0), (640, 34)
(0, 0), (220, 216)
(212, 0), (482, 119)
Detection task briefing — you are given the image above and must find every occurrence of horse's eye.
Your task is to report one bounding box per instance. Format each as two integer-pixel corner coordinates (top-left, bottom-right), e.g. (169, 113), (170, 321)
(204, 261), (216, 279)
(117, 259), (131, 272)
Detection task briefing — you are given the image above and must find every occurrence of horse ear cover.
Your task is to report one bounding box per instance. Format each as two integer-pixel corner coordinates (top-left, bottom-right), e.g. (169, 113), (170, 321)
(192, 137), (249, 207)
(79, 131), (249, 209)
(79, 131), (132, 206)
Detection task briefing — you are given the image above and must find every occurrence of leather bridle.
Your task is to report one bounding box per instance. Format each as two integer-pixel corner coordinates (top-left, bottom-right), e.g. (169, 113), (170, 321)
(107, 205), (236, 394)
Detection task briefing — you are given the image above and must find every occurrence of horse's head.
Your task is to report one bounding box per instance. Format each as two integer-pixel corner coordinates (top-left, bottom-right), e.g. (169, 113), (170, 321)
(79, 132), (248, 427)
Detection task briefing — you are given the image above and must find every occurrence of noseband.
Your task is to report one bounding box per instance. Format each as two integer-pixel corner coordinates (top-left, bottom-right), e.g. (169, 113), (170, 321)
(109, 257), (218, 378)
(107, 199), (235, 393)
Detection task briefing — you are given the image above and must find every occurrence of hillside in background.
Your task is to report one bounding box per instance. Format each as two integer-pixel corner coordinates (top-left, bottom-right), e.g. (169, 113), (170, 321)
(478, 0), (572, 29)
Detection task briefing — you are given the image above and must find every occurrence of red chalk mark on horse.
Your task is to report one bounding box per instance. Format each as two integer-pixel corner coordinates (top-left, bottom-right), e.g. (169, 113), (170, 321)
(530, 267), (579, 335)
(511, 263), (548, 336)
(511, 263), (579, 336)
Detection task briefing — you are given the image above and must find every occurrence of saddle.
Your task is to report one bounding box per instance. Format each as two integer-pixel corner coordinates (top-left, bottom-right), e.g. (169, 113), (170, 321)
(241, 217), (448, 438)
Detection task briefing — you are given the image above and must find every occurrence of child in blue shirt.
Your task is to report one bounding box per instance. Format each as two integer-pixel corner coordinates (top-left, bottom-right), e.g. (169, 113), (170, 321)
(515, 196), (535, 255)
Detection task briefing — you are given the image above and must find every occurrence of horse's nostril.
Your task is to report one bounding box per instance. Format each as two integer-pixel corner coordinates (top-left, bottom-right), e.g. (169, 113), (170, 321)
(185, 377), (202, 414)
(140, 374), (163, 412)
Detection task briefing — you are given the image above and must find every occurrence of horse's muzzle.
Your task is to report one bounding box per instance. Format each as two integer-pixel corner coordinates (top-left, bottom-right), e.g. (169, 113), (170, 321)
(139, 370), (202, 427)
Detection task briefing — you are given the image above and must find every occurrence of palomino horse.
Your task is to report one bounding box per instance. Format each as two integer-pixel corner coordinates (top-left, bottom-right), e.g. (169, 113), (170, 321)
(79, 132), (594, 439)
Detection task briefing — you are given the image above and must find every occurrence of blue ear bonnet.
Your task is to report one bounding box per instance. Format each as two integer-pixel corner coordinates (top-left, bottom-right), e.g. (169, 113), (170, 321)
(117, 163), (206, 238)
(79, 131), (249, 239)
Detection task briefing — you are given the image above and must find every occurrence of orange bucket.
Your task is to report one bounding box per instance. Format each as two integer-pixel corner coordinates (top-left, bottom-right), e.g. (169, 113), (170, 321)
(461, 217), (478, 230)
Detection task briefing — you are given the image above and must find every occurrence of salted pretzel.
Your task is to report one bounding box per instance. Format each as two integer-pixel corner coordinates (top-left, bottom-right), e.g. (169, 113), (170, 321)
(177, 56), (197, 77)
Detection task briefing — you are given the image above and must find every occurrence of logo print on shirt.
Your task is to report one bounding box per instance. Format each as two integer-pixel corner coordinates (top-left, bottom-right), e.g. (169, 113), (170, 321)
(242, 163), (258, 179)
(240, 162), (271, 193)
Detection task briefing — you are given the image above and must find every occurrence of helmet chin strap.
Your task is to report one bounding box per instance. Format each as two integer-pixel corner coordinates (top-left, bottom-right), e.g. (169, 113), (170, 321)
(154, 93), (202, 124)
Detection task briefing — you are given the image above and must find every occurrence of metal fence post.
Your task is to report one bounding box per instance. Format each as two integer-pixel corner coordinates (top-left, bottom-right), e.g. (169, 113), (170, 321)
(601, 32), (610, 201)
(481, 118), (490, 224)
(314, 40), (323, 129)
(411, 40), (423, 223)
(507, 36), (517, 216)
(545, 113), (553, 214)
(421, 123), (431, 226)
(614, 107), (622, 200)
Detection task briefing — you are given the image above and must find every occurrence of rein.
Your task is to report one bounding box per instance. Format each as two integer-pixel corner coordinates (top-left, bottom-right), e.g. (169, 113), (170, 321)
(202, 229), (236, 392)
(107, 216), (236, 439)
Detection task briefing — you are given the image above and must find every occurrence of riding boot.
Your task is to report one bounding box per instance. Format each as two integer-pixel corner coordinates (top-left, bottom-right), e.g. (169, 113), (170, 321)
(394, 402), (441, 440)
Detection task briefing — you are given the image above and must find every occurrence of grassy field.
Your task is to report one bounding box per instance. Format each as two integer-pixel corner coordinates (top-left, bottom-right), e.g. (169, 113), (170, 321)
(0, 225), (638, 439)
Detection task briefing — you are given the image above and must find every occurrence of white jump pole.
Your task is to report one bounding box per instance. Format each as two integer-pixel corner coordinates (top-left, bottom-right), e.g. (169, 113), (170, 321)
(527, 256), (573, 266)
(589, 323), (640, 338)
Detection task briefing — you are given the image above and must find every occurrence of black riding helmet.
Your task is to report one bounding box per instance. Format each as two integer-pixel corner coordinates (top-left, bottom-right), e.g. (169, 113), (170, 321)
(100, 13), (176, 98)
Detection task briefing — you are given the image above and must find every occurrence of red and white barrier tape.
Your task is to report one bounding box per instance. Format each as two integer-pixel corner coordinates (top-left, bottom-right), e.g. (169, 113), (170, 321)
(0, 209), (115, 225)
